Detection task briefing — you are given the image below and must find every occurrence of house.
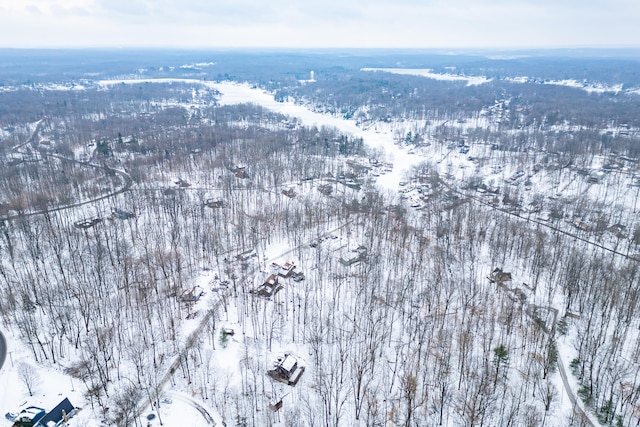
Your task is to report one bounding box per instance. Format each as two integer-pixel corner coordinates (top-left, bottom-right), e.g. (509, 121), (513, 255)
(254, 274), (282, 297)
(180, 286), (205, 302)
(282, 188), (296, 198)
(588, 170), (605, 183)
(34, 398), (75, 427)
(339, 246), (368, 267)
(174, 178), (191, 188)
(572, 219), (591, 231)
(265, 274), (278, 287)
(489, 268), (512, 285)
(317, 184), (333, 195)
(267, 353), (305, 386)
(204, 198), (224, 208)
(112, 209), (135, 220)
(73, 217), (102, 229)
(10, 407), (45, 427)
(278, 262), (296, 278)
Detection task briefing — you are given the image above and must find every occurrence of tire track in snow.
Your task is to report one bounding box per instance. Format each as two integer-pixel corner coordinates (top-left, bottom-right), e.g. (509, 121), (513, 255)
(164, 391), (220, 426)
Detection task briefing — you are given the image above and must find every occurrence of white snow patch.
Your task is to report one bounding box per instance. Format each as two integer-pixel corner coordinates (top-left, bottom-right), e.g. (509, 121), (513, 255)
(362, 67), (492, 86)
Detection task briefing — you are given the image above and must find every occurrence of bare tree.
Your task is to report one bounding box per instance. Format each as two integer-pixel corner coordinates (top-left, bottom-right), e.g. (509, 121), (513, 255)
(17, 362), (41, 396)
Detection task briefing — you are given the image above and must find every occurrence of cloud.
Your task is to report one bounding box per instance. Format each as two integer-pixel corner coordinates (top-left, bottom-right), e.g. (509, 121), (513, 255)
(0, 0), (94, 17)
(0, 0), (639, 48)
(25, 4), (45, 15)
(91, 0), (278, 24)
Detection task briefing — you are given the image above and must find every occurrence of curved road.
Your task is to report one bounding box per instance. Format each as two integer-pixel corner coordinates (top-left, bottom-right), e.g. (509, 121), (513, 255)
(0, 155), (133, 222)
(0, 330), (6, 371)
(2, 120), (133, 222)
(442, 171), (629, 425)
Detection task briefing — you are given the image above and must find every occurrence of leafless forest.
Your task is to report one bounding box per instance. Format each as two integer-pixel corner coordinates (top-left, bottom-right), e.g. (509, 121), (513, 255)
(1, 51), (640, 426)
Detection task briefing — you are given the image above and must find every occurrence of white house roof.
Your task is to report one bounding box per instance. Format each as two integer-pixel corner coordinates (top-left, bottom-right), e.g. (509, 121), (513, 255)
(280, 354), (297, 372)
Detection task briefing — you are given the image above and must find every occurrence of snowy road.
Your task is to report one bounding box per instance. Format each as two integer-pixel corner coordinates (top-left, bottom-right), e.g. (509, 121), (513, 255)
(0, 157), (134, 221)
(557, 351), (595, 426)
(3, 131), (133, 221)
(56, 78), (618, 425)
(443, 179), (598, 426)
(132, 288), (231, 423)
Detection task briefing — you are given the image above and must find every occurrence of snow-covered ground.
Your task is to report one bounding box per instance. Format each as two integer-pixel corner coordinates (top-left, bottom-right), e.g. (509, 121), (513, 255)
(2, 75), (640, 426)
(0, 273), (225, 427)
(137, 391), (224, 427)
(362, 67), (640, 95)
(0, 332), (85, 427)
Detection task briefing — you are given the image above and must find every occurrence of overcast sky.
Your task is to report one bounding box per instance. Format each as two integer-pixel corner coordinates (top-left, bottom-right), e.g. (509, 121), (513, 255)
(0, 0), (639, 49)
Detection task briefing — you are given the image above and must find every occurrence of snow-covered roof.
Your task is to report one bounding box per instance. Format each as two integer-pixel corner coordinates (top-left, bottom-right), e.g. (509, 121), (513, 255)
(19, 406), (45, 419)
(279, 354), (297, 373)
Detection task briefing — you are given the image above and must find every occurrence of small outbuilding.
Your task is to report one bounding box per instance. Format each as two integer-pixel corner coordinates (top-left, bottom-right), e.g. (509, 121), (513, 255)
(205, 198), (224, 208)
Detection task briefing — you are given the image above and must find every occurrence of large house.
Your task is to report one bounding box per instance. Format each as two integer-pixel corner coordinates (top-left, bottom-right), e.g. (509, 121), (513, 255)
(339, 246), (368, 267)
(35, 397), (76, 427)
(10, 407), (45, 427)
(254, 274), (282, 297)
(267, 353), (305, 386)
(9, 398), (77, 427)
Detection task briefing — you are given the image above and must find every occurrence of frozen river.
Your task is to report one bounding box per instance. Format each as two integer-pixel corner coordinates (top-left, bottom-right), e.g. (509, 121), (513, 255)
(99, 78), (424, 190)
(212, 81), (423, 190)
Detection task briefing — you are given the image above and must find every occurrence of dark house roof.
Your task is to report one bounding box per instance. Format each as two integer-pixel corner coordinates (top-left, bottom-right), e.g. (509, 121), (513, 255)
(36, 398), (74, 427)
(489, 268), (512, 284)
(112, 209), (135, 220)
